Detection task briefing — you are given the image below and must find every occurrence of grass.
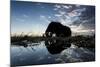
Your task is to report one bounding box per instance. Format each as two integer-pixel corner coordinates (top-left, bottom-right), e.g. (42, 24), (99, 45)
(11, 34), (95, 48)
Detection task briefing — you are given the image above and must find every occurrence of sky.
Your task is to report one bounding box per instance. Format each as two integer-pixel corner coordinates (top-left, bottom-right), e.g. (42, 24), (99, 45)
(11, 1), (95, 36)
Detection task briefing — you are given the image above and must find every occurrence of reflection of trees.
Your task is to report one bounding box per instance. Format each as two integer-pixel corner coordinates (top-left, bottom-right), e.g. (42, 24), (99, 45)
(45, 39), (71, 54)
(12, 41), (41, 53)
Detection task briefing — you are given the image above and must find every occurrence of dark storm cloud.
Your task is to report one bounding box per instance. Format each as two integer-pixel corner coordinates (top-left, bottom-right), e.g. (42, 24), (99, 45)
(80, 6), (95, 20)
(81, 17), (95, 30)
(71, 5), (95, 30)
(79, 6), (95, 30)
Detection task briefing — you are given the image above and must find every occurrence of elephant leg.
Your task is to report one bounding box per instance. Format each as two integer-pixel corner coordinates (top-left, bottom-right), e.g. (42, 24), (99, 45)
(56, 33), (60, 37)
(49, 32), (52, 37)
(45, 32), (53, 37)
(45, 32), (49, 37)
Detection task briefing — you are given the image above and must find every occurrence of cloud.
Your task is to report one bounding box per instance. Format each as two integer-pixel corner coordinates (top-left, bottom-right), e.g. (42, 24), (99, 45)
(53, 8), (58, 11)
(70, 17), (95, 35)
(23, 14), (29, 18)
(53, 4), (87, 27)
(71, 16), (95, 30)
(48, 16), (51, 19)
(75, 4), (81, 8)
(16, 18), (25, 22)
(68, 11), (78, 17)
(40, 15), (50, 23)
(40, 15), (45, 18)
(68, 8), (86, 18)
(53, 4), (95, 35)
(79, 17), (95, 30)
(54, 4), (61, 9)
(53, 4), (73, 11)
(58, 10), (66, 15)
(80, 6), (95, 20)
(62, 5), (72, 9)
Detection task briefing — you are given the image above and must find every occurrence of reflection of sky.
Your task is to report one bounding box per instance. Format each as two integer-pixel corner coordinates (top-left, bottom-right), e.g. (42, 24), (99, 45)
(11, 41), (95, 65)
(11, 1), (95, 36)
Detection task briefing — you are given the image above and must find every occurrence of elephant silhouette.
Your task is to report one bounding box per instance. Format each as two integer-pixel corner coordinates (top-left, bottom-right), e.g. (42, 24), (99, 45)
(45, 39), (71, 54)
(44, 21), (71, 37)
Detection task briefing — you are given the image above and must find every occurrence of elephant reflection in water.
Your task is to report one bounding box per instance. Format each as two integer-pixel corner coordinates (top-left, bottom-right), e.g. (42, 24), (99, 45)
(45, 39), (71, 54)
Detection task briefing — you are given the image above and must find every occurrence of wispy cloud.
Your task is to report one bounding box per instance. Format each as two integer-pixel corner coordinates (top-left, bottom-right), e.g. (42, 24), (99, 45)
(40, 15), (50, 23)
(23, 14), (29, 18)
(62, 5), (72, 9)
(55, 4), (61, 9)
(16, 18), (25, 22)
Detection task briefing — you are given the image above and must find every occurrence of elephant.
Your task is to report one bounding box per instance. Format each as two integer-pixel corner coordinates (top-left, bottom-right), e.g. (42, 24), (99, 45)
(44, 21), (71, 37)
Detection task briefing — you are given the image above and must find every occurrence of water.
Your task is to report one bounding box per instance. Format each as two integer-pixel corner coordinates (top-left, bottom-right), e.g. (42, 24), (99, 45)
(11, 40), (95, 66)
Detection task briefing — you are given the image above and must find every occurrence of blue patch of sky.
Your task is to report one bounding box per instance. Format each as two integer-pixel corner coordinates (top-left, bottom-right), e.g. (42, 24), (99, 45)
(11, 1), (59, 35)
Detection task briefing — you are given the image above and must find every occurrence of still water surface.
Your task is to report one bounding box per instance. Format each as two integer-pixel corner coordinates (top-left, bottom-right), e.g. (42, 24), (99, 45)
(11, 41), (95, 66)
